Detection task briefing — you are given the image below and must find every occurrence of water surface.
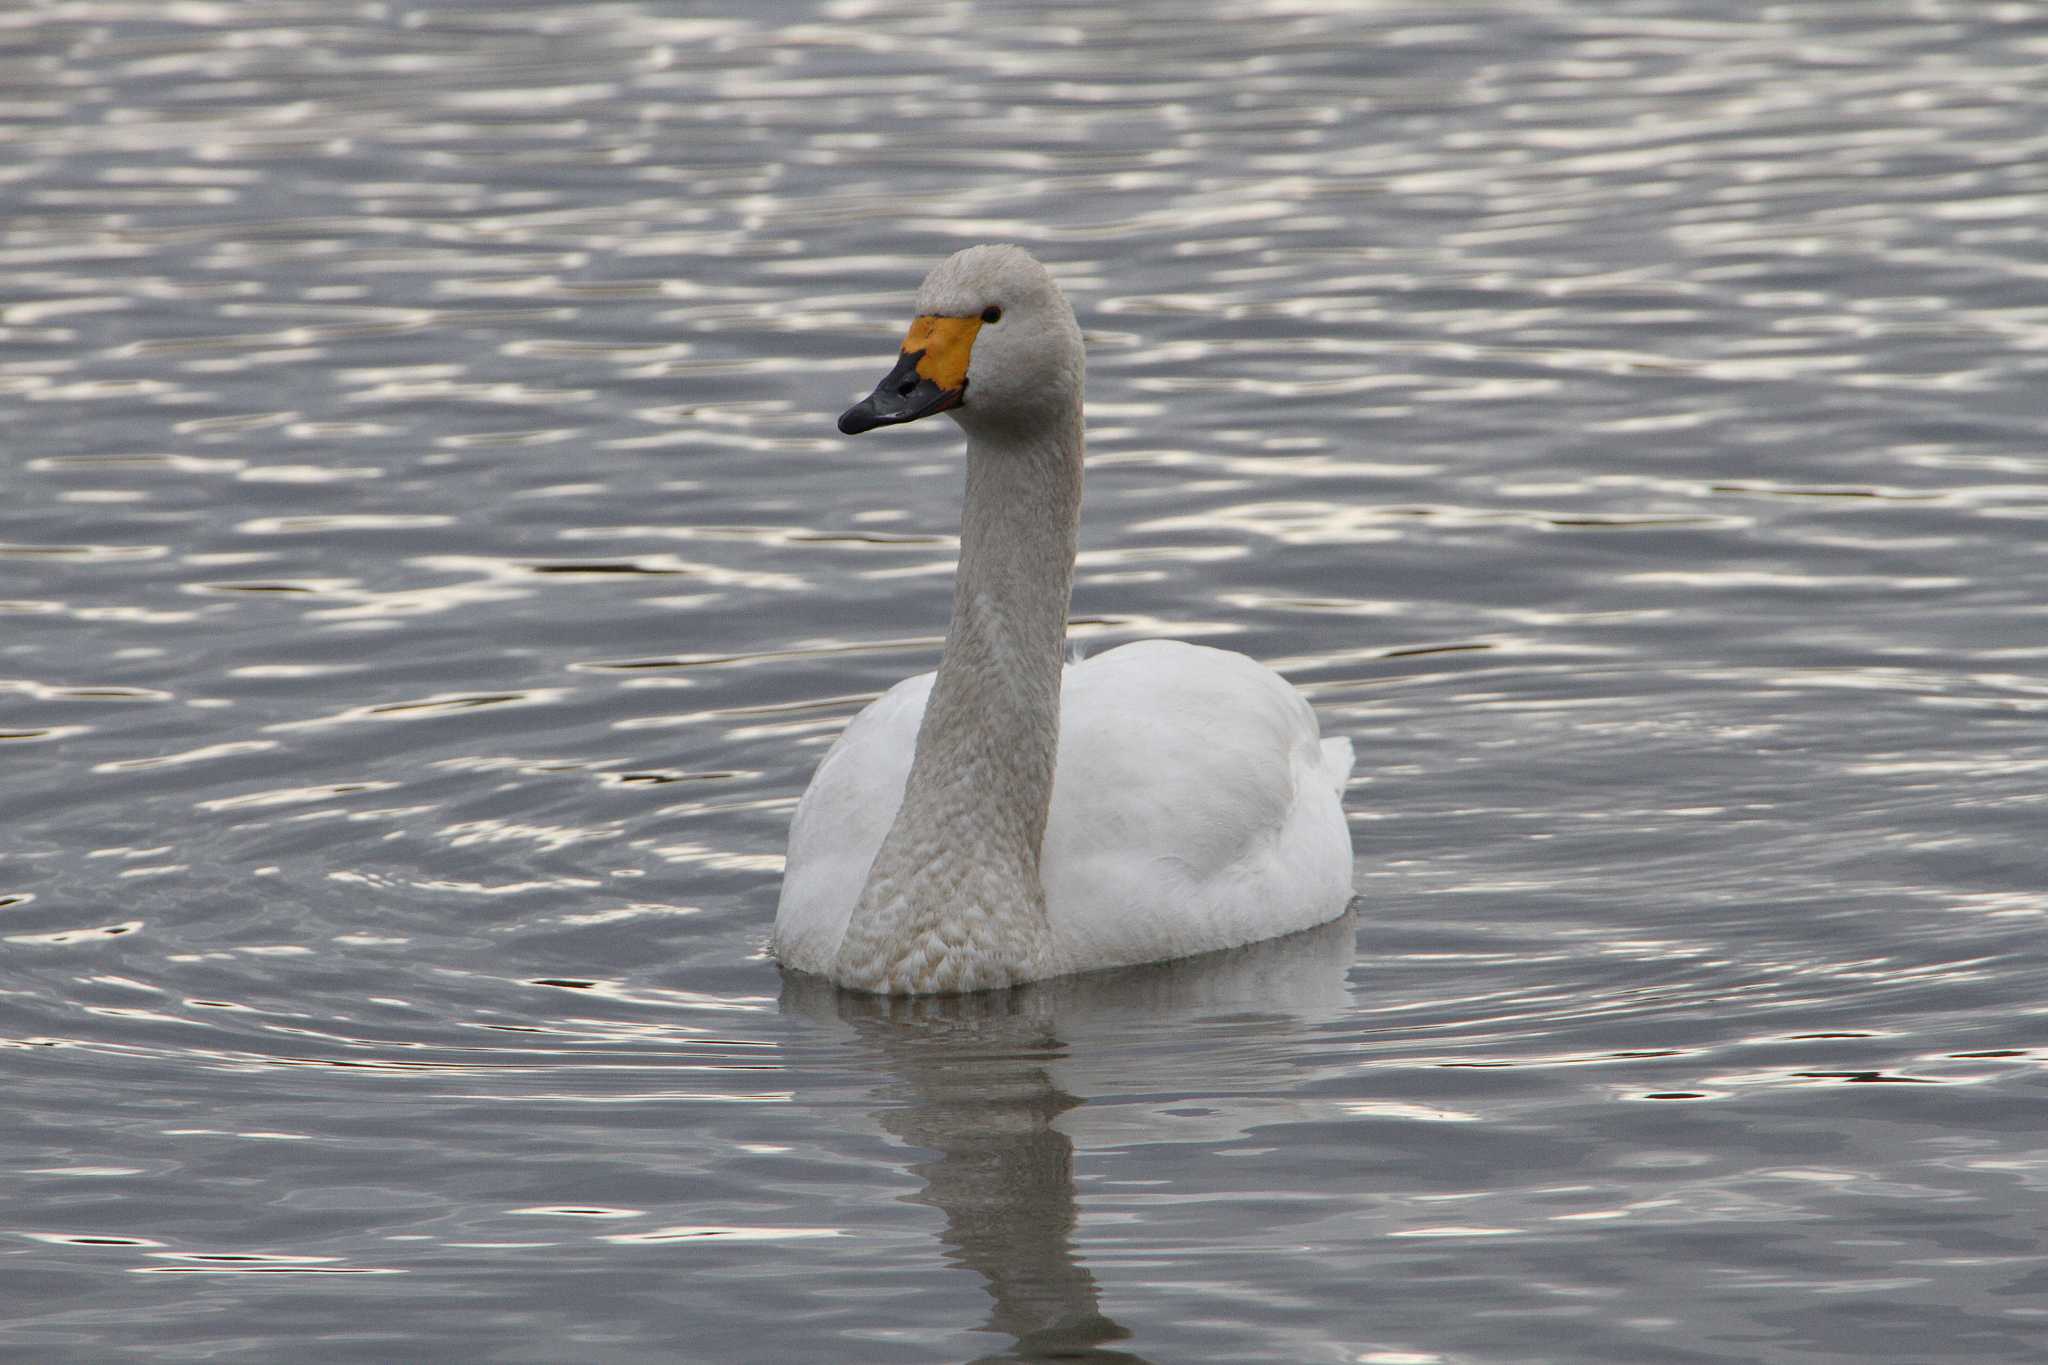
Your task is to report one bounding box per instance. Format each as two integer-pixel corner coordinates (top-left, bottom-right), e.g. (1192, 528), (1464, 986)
(3, 1), (2046, 1360)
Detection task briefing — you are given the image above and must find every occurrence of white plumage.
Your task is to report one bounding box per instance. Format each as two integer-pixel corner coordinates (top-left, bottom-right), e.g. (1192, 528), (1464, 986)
(773, 246), (1356, 994)
(776, 639), (1355, 977)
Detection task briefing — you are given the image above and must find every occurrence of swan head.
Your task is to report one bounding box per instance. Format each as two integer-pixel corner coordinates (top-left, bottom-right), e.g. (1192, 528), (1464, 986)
(838, 244), (1083, 439)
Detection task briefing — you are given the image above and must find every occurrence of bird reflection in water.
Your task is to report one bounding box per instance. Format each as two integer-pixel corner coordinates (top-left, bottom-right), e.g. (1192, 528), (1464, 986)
(778, 911), (1358, 1362)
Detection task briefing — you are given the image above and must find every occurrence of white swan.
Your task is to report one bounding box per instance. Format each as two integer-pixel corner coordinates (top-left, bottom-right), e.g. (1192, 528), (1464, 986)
(773, 245), (1355, 995)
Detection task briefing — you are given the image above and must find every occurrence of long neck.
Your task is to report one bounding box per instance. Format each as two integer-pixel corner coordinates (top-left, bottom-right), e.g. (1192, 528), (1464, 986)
(833, 411), (1084, 993)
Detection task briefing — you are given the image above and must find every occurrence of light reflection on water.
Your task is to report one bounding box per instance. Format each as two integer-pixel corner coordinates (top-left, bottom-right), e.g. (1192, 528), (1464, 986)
(3, 0), (2047, 1359)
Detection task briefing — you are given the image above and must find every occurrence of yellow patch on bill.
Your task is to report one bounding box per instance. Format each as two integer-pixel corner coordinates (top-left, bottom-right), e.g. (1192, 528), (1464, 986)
(900, 314), (983, 391)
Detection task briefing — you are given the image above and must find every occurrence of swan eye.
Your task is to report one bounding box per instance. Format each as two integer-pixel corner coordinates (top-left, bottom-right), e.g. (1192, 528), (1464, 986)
(981, 305), (1002, 324)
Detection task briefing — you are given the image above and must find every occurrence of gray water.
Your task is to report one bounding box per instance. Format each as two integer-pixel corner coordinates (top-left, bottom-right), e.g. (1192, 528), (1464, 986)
(4, 1), (2046, 1360)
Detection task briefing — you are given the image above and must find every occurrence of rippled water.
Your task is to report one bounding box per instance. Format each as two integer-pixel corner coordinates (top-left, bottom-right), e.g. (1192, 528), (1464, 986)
(5, 1), (2046, 1360)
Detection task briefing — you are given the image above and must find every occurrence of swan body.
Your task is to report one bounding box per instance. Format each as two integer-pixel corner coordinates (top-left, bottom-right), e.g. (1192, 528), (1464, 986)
(776, 639), (1356, 984)
(773, 245), (1355, 994)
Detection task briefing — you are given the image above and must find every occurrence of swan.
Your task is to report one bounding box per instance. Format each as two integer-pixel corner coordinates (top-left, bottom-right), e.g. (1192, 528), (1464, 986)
(772, 245), (1355, 994)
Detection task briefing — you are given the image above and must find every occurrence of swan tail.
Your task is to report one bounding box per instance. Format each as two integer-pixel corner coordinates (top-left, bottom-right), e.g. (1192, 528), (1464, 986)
(1319, 736), (1355, 795)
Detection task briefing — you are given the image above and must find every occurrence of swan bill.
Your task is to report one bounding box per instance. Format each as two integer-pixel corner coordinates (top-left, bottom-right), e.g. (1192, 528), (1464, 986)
(837, 313), (981, 434)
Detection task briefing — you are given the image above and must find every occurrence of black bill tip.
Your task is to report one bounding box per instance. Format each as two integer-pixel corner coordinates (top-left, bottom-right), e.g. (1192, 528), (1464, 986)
(838, 350), (960, 436)
(838, 402), (888, 436)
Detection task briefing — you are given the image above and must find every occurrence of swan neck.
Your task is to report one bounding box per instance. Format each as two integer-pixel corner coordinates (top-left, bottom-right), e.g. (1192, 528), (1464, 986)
(834, 412), (1084, 993)
(949, 418), (1084, 699)
(925, 418), (1082, 836)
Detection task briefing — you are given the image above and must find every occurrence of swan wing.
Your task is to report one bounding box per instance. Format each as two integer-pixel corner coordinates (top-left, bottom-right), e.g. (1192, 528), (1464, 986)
(772, 671), (934, 974)
(1041, 640), (1355, 969)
